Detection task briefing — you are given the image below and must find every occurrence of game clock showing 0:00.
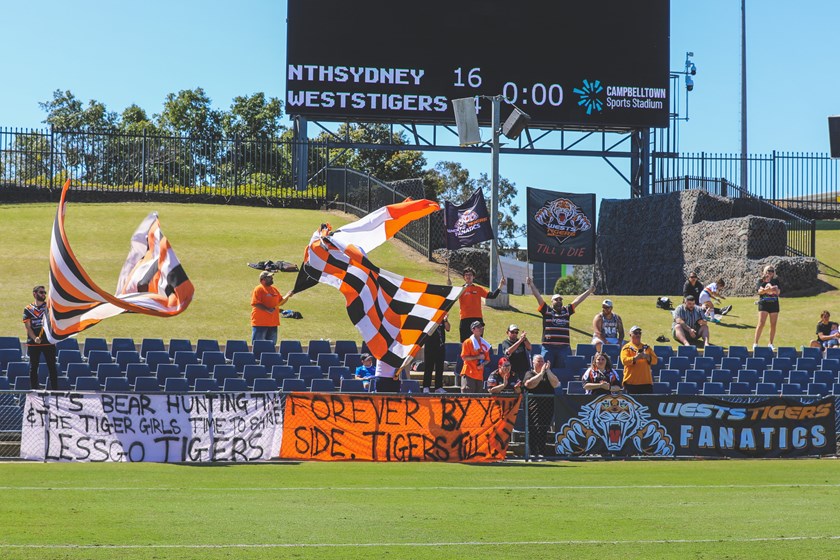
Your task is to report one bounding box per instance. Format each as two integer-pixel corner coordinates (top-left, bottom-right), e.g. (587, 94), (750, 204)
(286, 0), (670, 129)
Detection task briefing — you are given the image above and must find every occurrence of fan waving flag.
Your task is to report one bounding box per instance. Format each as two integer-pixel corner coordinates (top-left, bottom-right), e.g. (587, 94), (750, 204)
(44, 179), (194, 343)
(444, 188), (493, 249)
(294, 200), (462, 374)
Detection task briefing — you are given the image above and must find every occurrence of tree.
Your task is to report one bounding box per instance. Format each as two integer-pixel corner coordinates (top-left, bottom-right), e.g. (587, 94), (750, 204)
(39, 89), (118, 130)
(318, 123), (426, 182)
(423, 161), (524, 250)
(221, 93), (286, 140)
(155, 87), (221, 138)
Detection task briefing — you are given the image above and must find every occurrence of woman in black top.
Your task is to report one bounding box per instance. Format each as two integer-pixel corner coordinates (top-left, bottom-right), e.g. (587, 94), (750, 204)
(683, 272), (703, 301)
(753, 265), (781, 351)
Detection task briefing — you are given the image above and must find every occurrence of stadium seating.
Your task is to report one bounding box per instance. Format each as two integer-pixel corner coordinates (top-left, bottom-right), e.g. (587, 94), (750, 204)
(702, 345), (724, 364)
(242, 365), (268, 387)
(224, 340), (250, 361)
(776, 346), (799, 361)
(720, 357), (743, 373)
(710, 369), (735, 390)
(813, 370), (835, 387)
(125, 363), (152, 384)
(575, 343), (597, 362)
(737, 369), (760, 391)
(667, 357), (691, 374)
(652, 382), (671, 394)
(145, 351), (172, 373)
(795, 357), (817, 373)
(344, 353), (363, 371)
(97, 364), (123, 384)
(184, 364), (210, 387)
(74, 376), (100, 391)
(110, 337), (137, 356)
(0, 337), (22, 354)
(676, 382), (699, 395)
(194, 378), (220, 392)
(787, 370), (810, 390)
(279, 340), (304, 355)
(340, 378), (366, 392)
(139, 338), (166, 359)
(602, 344), (621, 362)
(260, 352), (285, 370)
(755, 383), (778, 395)
(282, 378), (307, 392)
(316, 353), (342, 370)
(231, 351), (257, 373)
(826, 347), (840, 361)
(752, 346), (775, 360)
(693, 357), (715, 375)
(55, 338), (80, 353)
(213, 365), (239, 385)
(115, 350), (142, 372)
(658, 370), (681, 391)
(327, 366), (351, 385)
(57, 349), (85, 373)
(223, 378), (248, 392)
(820, 359), (839, 374)
(66, 363), (93, 385)
(286, 353), (312, 373)
(745, 357), (766, 372)
(104, 377), (130, 392)
(13, 377), (31, 391)
(201, 351), (227, 371)
(400, 379), (421, 393)
(566, 381), (585, 395)
(761, 370), (784, 389)
(727, 346), (750, 361)
(251, 339), (276, 359)
(83, 338), (109, 358)
(270, 366), (296, 383)
(333, 340), (359, 359)
(134, 376), (161, 393)
(252, 378), (279, 392)
(311, 378), (337, 393)
(677, 345), (698, 360)
(685, 370), (708, 386)
(728, 382), (751, 395)
(164, 377), (190, 393)
(173, 351), (200, 371)
(702, 382), (725, 395)
(155, 364), (182, 385)
(195, 339), (221, 359)
(653, 345), (674, 363)
(168, 339), (193, 358)
(298, 365), (324, 386)
(771, 357), (793, 374)
(780, 383), (803, 396)
(800, 346), (821, 360)
(87, 350), (114, 372)
(806, 382), (829, 396)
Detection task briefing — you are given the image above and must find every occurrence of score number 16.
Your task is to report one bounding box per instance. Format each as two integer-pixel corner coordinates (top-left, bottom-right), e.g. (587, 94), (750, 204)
(453, 67), (482, 88)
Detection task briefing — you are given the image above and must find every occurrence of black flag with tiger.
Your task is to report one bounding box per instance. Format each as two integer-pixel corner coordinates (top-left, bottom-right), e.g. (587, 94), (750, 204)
(526, 187), (596, 264)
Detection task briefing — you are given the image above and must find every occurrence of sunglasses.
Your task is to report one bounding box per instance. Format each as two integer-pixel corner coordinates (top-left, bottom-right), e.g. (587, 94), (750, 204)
(36, 291), (46, 295)
(767, 269), (775, 273)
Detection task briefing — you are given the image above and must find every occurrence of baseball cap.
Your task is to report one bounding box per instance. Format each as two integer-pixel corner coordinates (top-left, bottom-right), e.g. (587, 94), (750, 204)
(259, 271), (274, 280)
(602, 299), (613, 308)
(360, 353), (373, 361)
(498, 357), (511, 367)
(470, 320), (484, 330)
(629, 325), (642, 334)
(508, 324), (519, 332)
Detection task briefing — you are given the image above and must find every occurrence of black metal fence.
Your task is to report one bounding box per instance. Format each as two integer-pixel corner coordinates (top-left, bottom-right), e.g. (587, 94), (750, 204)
(653, 151), (840, 219)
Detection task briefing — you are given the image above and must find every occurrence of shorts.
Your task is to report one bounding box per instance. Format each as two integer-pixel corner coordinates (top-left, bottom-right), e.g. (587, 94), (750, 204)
(758, 302), (780, 314)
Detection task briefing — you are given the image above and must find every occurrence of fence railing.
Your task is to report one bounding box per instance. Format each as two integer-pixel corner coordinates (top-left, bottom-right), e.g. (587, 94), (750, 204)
(652, 175), (817, 257)
(653, 151), (840, 219)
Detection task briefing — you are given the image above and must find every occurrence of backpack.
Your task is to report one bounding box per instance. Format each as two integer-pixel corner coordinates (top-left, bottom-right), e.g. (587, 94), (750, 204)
(655, 297), (673, 310)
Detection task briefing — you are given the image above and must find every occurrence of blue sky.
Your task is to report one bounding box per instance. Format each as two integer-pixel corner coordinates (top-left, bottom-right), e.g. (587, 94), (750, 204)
(1, 1), (838, 216)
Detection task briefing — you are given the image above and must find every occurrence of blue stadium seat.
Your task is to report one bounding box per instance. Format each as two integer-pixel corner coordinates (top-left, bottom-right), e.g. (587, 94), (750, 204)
(702, 345), (724, 364)
(252, 378), (279, 392)
(745, 357), (766, 372)
(737, 369), (760, 391)
(806, 382), (829, 396)
(443, 342), (461, 365)
(97, 363), (123, 384)
(184, 364), (211, 387)
(676, 382), (699, 395)
(667, 356), (690, 374)
(728, 382), (751, 395)
(720, 356), (743, 373)
(530, 343), (542, 356)
(813, 370), (835, 387)
(762, 370), (785, 388)
(787, 370), (811, 390)
(74, 376), (100, 391)
(727, 346), (750, 361)
(164, 377), (190, 393)
(0, 336), (23, 354)
(795, 357), (817, 373)
(55, 338), (80, 353)
(340, 378), (366, 392)
(710, 369), (735, 390)
(223, 378), (248, 393)
(125, 363), (152, 384)
(82, 338), (108, 358)
(602, 344), (621, 362)
(755, 382), (778, 395)
(0, 349), (23, 373)
(685, 370), (708, 386)
(780, 383), (803, 396)
(270, 365), (296, 382)
(173, 350), (200, 371)
(344, 353), (363, 371)
(66, 362), (93, 385)
(155, 364), (182, 385)
(194, 378), (220, 392)
(334, 340), (359, 359)
(115, 350), (142, 372)
(168, 339), (193, 358)
(242, 365), (268, 387)
(13, 377), (31, 391)
(279, 340), (304, 356)
(575, 343), (597, 362)
(104, 377), (130, 392)
(282, 378), (307, 392)
(825, 347), (840, 361)
(777, 346), (799, 361)
(287, 352), (312, 373)
(134, 376), (161, 393)
(57, 349), (85, 373)
(5, 362), (28, 383)
(659, 369), (681, 391)
(800, 346), (822, 360)
(225, 339), (251, 361)
(87, 350), (113, 372)
(566, 381), (585, 395)
(260, 352), (285, 370)
(564, 355), (587, 378)
(653, 345), (674, 363)
(677, 345), (698, 360)
(195, 339), (221, 360)
(307, 339), (332, 361)
(213, 365), (239, 385)
(231, 351), (257, 373)
(702, 382), (726, 395)
(201, 351), (227, 371)
(752, 346), (775, 360)
(820, 359), (840, 374)
(400, 379), (421, 393)
(693, 356), (715, 374)
(298, 365), (324, 387)
(110, 337), (136, 357)
(328, 366), (352, 385)
(251, 339), (276, 359)
(771, 357), (793, 374)
(311, 378), (337, 393)
(139, 338), (166, 359)
(652, 382), (672, 394)
(145, 350), (172, 373)
(316, 353), (342, 370)
(833, 383), (840, 396)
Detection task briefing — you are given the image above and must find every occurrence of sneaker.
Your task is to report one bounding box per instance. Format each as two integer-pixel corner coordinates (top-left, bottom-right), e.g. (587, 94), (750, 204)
(721, 305), (733, 316)
(422, 387), (430, 393)
(435, 388), (447, 394)
(752, 344), (759, 351)
(768, 343), (775, 351)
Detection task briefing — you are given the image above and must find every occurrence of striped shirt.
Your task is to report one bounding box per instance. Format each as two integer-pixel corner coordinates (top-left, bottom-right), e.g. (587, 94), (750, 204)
(22, 302), (47, 344)
(538, 302), (574, 348)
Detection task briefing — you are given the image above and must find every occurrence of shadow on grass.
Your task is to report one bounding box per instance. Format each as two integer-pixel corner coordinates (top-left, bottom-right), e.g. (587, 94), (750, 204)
(179, 461), (303, 467)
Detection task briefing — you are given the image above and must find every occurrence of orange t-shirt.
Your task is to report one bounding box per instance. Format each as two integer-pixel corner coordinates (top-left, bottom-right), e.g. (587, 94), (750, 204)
(251, 284), (282, 327)
(458, 284), (489, 319)
(460, 337), (490, 381)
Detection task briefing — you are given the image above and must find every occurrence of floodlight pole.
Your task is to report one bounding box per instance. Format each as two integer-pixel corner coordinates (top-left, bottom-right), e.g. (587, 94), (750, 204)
(489, 95), (501, 294)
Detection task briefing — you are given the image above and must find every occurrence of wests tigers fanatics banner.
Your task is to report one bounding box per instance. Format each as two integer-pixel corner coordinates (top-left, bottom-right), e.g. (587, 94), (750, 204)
(526, 188), (595, 264)
(444, 188), (493, 249)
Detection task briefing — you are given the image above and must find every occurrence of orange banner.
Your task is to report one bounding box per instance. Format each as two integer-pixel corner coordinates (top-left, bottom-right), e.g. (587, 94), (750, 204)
(280, 393), (521, 462)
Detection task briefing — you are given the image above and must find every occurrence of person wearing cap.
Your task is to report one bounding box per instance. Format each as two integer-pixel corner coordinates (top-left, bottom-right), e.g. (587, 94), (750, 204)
(581, 352), (622, 396)
(672, 295), (710, 347)
(683, 272), (703, 302)
(523, 354), (560, 459)
(591, 299), (624, 353)
(251, 271), (293, 344)
(460, 320), (491, 393)
(620, 326), (658, 394)
(499, 324), (531, 378)
(354, 353), (376, 389)
(422, 314), (450, 393)
(486, 357), (523, 394)
(451, 267), (505, 342)
(526, 276), (594, 376)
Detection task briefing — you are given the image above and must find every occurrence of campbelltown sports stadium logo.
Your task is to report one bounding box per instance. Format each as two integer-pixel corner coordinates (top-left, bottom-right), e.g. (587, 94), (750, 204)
(449, 209), (488, 237)
(533, 198), (592, 239)
(554, 393), (675, 456)
(573, 79), (604, 115)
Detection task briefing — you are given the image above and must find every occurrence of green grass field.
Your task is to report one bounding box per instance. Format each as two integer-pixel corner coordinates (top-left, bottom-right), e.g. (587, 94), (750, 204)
(0, 460), (838, 559)
(1, 202), (840, 350)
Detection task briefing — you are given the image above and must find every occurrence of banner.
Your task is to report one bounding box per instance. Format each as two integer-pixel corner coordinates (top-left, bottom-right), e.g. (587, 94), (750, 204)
(21, 392), (283, 462)
(280, 393), (521, 462)
(552, 394), (836, 458)
(444, 188), (493, 249)
(526, 188), (595, 264)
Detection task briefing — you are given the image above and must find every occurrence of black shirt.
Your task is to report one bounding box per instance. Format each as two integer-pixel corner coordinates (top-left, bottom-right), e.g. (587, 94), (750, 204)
(683, 279), (703, 301)
(499, 338), (530, 376)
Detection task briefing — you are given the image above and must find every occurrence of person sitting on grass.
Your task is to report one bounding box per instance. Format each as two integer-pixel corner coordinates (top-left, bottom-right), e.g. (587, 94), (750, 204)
(698, 278), (732, 316)
(810, 310), (840, 350)
(672, 295), (710, 347)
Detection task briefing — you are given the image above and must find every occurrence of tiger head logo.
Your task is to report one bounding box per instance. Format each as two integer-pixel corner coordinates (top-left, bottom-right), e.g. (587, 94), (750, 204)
(455, 210), (479, 235)
(534, 198), (591, 238)
(554, 393), (674, 457)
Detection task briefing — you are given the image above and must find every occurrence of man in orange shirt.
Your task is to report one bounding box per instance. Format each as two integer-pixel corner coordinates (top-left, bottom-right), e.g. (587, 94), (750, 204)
(251, 271), (293, 344)
(620, 325), (658, 394)
(454, 267), (505, 341)
(460, 320), (491, 393)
